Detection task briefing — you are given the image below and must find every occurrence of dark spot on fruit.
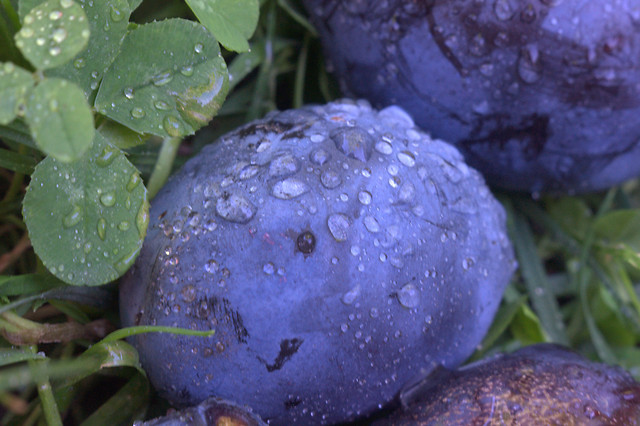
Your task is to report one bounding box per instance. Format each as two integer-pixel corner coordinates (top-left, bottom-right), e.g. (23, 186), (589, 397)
(158, 210), (167, 220)
(189, 296), (249, 344)
(258, 338), (304, 372)
(296, 231), (316, 254)
(462, 113), (550, 159)
(284, 396), (302, 410)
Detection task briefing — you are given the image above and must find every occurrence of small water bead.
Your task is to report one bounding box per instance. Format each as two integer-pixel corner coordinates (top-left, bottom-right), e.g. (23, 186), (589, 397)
(331, 127), (373, 162)
(97, 218), (107, 240)
(73, 58), (85, 68)
(194, 43), (204, 53)
(100, 192), (116, 207)
(52, 28), (66, 43)
(215, 193), (256, 223)
(340, 323), (349, 333)
(49, 10), (63, 20)
(320, 170), (341, 189)
(310, 134), (325, 143)
(272, 178), (309, 199)
(364, 216), (380, 233)
(494, 0), (517, 20)
(263, 262), (275, 275)
(339, 193), (349, 202)
(341, 286), (360, 305)
(269, 153), (298, 177)
(204, 259), (219, 274)
(60, 0), (73, 8)
(127, 173), (141, 192)
(398, 182), (416, 203)
(397, 151), (416, 167)
(131, 107), (145, 118)
(387, 164), (399, 176)
(136, 204), (149, 237)
(358, 190), (372, 205)
(63, 205), (82, 228)
(110, 5), (123, 21)
(123, 87), (134, 99)
(118, 221), (130, 231)
(327, 213), (350, 242)
(310, 148), (330, 165)
(518, 44), (542, 84)
(163, 115), (183, 137)
(36, 37), (46, 46)
(256, 140), (271, 153)
(180, 66), (194, 76)
(397, 283), (420, 309)
(350, 245), (361, 256)
(152, 71), (173, 86)
(375, 140), (393, 155)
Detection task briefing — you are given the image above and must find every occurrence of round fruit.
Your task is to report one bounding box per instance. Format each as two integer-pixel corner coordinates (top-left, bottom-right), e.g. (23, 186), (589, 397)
(375, 343), (640, 424)
(140, 397), (266, 426)
(303, 0), (640, 193)
(119, 99), (515, 424)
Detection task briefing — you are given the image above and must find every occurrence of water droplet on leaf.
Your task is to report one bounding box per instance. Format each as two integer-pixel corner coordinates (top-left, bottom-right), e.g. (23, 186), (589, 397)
(63, 205), (82, 228)
(97, 218), (107, 240)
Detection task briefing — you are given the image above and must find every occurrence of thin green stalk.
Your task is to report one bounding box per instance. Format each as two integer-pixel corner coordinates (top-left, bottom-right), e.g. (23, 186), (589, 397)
(573, 189), (619, 363)
(29, 359), (62, 426)
(146, 136), (180, 200)
(247, 0), (276, 121)
(293, 33), (309, 109)
(507, 202), (569, 345)
(277, 0), (318, 35)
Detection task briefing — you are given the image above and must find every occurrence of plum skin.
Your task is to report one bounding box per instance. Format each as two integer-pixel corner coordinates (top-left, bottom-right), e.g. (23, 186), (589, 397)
(119, 100), (515, 424)
(376, 343), (640, 424)
(303, 0), (640, 193)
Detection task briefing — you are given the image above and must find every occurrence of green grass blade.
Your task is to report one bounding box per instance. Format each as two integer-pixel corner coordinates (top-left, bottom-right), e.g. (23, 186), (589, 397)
(507, 203), (569, 345)
(79, 373), (149, 426)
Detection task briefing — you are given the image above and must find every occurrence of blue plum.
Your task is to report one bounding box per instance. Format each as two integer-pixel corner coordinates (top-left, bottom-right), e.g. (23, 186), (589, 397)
(303, 0), (640, 193)
(119, 100), (515, 424)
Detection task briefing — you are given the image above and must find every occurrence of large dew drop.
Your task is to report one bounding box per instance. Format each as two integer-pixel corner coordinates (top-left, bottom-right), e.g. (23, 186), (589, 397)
(327, 213), (350, 241)
(215, 193), (256, 224)
(331, 127), (373, 162)
(272, 178), (309, 199)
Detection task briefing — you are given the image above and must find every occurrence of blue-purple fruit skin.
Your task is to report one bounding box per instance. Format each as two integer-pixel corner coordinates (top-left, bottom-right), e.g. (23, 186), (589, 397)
(119, 100), (515, 424)
(303, 0), (640, 194)
(375, 343), (640, 424)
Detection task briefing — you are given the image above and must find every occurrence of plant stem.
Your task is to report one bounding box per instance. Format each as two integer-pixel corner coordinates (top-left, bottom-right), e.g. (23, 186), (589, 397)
(293, 33), (309, 109)
(29, 359), (63, 426)
(146, 136), (180, 200)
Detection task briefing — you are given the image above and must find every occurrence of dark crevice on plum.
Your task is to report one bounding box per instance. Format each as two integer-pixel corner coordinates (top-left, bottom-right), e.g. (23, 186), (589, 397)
(258, 338), (304, 372)
(189, 296), (249, 344)
(461, 113), (550, 159)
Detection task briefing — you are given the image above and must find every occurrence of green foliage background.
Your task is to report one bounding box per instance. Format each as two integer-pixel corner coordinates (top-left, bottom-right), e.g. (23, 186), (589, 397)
(0, 0), (639, 424)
